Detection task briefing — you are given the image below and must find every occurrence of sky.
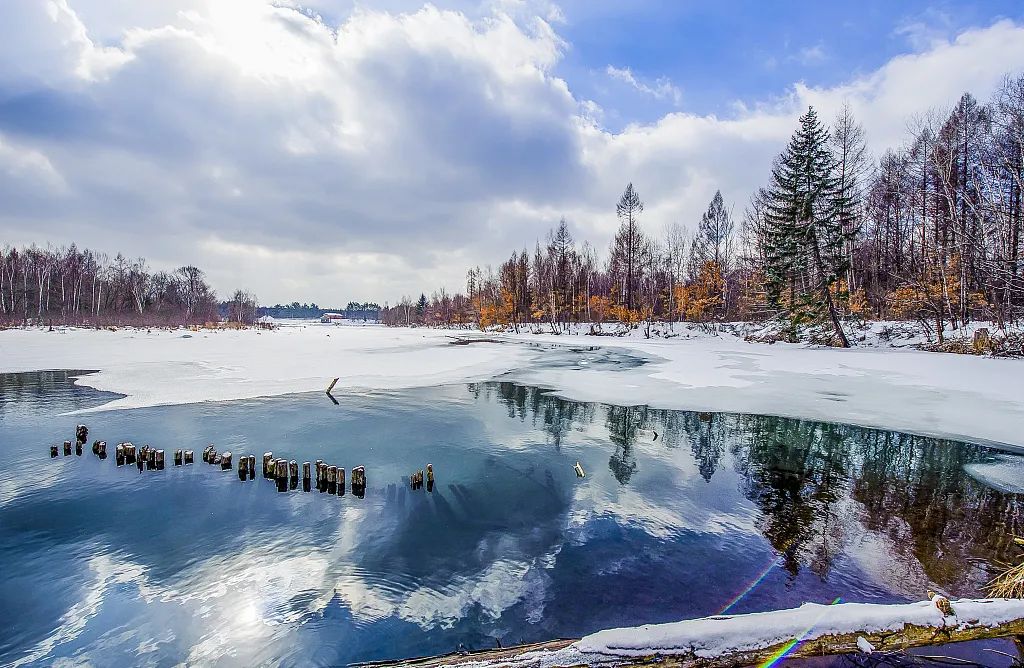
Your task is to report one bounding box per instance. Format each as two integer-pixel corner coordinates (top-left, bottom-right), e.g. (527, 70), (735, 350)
(2, 0), (1024, 306)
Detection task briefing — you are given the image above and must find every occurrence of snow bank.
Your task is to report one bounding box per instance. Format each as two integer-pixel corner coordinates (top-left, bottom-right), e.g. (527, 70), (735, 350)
(435, 598), (1024, 667)
(575, 598), (1023, 657)
(0, 325), (532, 412)
(2, 323), (1024, 454)
(495, 328), (1024, 453)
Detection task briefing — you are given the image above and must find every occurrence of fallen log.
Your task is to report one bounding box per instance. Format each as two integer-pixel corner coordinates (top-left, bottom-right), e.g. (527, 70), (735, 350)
(356, 598), (1024, 668)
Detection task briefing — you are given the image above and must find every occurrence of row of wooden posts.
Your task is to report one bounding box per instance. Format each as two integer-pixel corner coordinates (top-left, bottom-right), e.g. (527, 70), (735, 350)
(48, 424), (416, 498)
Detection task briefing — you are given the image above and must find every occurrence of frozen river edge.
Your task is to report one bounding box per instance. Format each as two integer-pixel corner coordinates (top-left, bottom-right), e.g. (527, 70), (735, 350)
(2, 323), (1023, 454)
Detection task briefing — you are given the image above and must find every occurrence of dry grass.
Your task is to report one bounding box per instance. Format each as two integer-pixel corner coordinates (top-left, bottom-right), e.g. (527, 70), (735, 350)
(987, 537), (1024, 599)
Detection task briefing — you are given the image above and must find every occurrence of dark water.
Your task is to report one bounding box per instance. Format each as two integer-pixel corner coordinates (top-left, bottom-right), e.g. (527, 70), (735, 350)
(1, 369), (1022, 667)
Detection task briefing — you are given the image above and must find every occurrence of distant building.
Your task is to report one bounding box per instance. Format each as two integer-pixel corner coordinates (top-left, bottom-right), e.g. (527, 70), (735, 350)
(321, 313), (345, 323)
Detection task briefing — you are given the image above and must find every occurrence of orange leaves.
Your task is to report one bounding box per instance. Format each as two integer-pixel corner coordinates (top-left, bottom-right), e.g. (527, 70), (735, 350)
(676, 260), (724, 322)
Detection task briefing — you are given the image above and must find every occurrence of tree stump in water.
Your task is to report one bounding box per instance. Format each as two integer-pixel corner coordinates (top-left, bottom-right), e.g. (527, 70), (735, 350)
(352, 466), (366, 498)
(275, 459), (288, 492)
(973, 327), (991, 354)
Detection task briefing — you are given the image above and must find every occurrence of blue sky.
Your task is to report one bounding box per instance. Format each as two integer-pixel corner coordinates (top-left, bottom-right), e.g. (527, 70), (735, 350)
(554, 0), (1024, 127)
(2, 0), (1024, 303)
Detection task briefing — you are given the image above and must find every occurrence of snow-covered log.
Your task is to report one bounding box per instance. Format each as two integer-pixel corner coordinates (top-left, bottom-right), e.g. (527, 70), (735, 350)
(369, 598), (1024, 668)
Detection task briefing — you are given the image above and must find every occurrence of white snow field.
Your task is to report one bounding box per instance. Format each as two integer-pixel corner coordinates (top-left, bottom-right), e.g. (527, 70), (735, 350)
(1, 321), (1023, 452)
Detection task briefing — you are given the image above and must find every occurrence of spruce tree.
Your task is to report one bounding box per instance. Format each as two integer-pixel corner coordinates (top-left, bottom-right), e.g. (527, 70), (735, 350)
(764, 107), (852, 347)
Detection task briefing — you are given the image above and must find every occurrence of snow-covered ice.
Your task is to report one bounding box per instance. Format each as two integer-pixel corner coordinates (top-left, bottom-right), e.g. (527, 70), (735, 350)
(964, 456), (1024, 494)
(2, 321), (1024, 453)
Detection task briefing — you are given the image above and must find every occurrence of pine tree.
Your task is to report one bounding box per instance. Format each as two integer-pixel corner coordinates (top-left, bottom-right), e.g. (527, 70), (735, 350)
(611, 183), (645, 310)
(764, 107), (853, 347)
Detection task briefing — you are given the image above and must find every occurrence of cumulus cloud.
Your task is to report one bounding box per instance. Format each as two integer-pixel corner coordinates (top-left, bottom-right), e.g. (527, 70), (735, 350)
(1, 1), (1023, 303)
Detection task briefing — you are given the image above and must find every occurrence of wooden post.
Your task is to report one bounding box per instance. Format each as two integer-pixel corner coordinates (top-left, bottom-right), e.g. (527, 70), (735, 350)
(92, 440), (100, 455)
(184, 449), (194, 465)
(202, 445), (213, 463)
(289, 460), (298, 489)
(314, 460), (323, 484)
(137, 445), (147, 471)
(326, 465), (337, 494)
(155, 449), (165, 470)
(427, 463), (434, 492)
(124, 443), (135, 464)
(146, 446), (156, 470)
(208, 447), (218, 466)
(337, 467), (346, 496)
(116, 443), (125, 466)
(352, 466), (365, 498)
(263, 452), (274, 478)
(275, 458), (288, 492)
(174, 449), (183, 466)
(97, 441), (107, 460)
(238, 455), (247, 480)
(76, 440), (82, 456)
(50, 444), (58, 458)
(63, 440), (72, 456)
(220, 451), (232, 471)
(302, 462), (311, 481)
(247, 454), (255, 478)
(76, 425), (88, 445)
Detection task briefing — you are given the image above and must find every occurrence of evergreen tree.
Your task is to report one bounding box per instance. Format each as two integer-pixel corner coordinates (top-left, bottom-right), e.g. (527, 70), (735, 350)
(610, 183), (645, 310)
(764, 107), (853, 347)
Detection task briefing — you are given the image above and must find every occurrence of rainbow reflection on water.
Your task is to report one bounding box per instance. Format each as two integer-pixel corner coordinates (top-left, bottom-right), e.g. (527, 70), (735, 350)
(758, 597), (843, 668)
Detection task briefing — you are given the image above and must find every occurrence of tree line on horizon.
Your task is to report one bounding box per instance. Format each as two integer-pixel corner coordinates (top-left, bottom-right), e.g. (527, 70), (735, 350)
(381, 72), (1024, 346)
(0, 245), (263, 327)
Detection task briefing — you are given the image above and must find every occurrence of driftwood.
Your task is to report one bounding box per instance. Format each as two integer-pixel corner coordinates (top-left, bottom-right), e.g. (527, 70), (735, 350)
(357, 599), (1024, 668)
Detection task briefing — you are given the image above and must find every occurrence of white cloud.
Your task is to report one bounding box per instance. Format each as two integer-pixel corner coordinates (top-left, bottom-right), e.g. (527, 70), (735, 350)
(606, 65), (682, 105)
(1, 2), (1023, 304)
(796, 43), (827, 65)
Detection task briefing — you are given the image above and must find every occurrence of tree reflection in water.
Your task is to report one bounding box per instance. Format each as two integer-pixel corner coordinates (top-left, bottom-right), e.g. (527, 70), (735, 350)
(474, 381), (1023, 596)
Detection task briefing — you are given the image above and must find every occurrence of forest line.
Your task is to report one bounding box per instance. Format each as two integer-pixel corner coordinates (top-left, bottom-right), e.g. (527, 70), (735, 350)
(381, 72), (1024, 347)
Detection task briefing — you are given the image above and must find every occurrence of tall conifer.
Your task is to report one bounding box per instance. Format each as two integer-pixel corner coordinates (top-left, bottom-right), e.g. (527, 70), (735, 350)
(764, 107), (852, 347)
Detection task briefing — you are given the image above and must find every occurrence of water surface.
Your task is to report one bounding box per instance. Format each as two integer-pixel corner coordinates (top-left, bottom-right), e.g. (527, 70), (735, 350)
(0, 367), (1022, 667)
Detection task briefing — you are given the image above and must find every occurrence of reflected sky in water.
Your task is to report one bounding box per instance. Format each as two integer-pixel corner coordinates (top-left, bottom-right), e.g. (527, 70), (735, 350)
(0, 368), (1021, 667)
